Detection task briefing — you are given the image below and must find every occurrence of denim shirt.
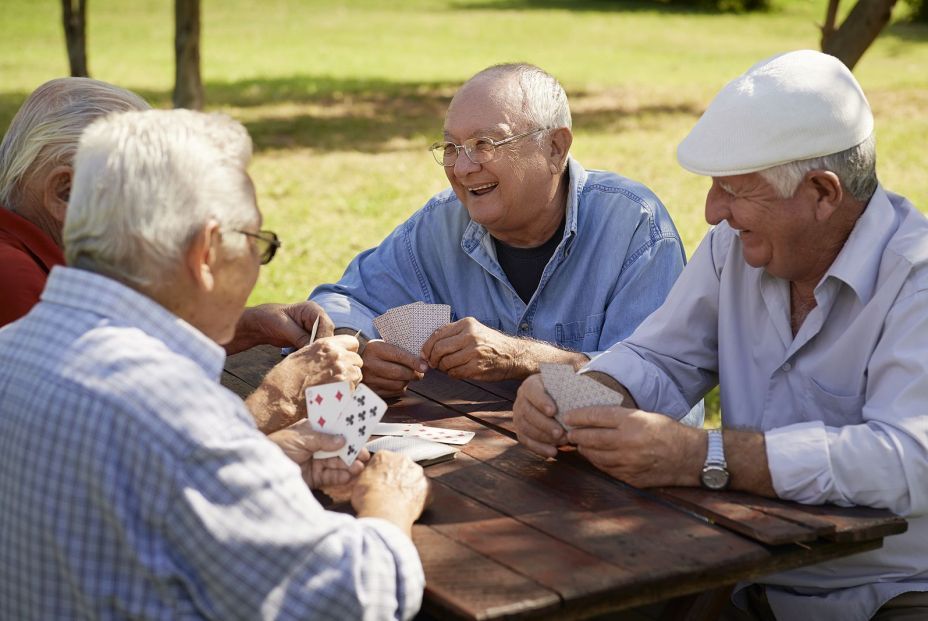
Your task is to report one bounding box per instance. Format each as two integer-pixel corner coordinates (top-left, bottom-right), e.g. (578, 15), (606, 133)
(311, 157), (686, 357)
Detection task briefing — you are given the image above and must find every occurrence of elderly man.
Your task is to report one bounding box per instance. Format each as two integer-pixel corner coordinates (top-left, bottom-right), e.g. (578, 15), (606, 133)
(514, 50), (928, 620)
(0, 77), (334, 354)
(311, 63), (693, 405)
(0, 110), (429, 619)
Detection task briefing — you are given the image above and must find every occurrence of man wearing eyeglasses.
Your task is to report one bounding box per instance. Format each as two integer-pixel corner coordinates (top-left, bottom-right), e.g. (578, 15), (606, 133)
(311, 63), (695, 411)
(0, 110), (429, 620)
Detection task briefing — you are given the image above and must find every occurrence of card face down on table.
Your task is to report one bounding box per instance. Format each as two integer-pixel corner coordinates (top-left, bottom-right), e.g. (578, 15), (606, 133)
(306, 382), (387, 466)
(373, 302), (451, 355)
(540, 363), (624, 431)
(366, 435), (457, 467)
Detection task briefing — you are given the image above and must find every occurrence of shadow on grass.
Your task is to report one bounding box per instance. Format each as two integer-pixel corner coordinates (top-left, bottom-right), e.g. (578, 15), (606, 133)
(0, 74), (703, 155)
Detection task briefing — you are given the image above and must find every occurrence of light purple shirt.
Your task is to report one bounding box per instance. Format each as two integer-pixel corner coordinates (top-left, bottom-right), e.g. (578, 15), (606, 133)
(586, 187), (928, 620)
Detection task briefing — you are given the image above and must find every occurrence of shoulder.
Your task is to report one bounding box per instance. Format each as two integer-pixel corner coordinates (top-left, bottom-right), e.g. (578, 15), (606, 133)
(0, 244), (49, 325)
(395, 187), (470, 240)
(60, 327), (253, 453)
(885, 192), (928, 294)
(577, 166), (680, 240)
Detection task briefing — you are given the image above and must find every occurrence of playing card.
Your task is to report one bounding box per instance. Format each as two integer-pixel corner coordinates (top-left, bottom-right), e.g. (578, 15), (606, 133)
(373, 302), (451, 355)
(373, 422), (425, 436)
(325, 383), (388, 466)
(405, 425), (475, 446)
(305, 381), (351, 432)
(366, 435), (457, 466)
(540, 363), (624, 431)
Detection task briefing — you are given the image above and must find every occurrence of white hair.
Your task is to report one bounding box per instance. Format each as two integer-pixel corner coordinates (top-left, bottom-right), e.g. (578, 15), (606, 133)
(64, 110), (256, 288)
(471, 63), (572, 132)
(0, 77), (150, 211)
(758, 134), (878, 203)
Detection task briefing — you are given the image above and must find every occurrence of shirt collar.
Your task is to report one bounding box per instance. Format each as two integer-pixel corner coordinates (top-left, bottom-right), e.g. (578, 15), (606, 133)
(461, 155), (582, 249)
(821, 185), (896, 305)
(0, 207), (65, 272)
(40, 266), (226, 379)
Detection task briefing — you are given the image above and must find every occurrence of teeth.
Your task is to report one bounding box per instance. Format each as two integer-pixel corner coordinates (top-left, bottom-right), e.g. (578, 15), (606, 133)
(468, 182), (498, 191)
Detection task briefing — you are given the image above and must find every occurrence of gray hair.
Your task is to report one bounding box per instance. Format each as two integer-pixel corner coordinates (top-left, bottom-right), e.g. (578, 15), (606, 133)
(759, 134), (878, 203)
(470, 63), (572, 132)
(0, 77), (150, 211)
(65, 110), (256, 288)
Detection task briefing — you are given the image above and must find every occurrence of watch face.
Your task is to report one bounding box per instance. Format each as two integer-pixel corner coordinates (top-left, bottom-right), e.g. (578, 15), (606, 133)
(701, 466), (730, 490)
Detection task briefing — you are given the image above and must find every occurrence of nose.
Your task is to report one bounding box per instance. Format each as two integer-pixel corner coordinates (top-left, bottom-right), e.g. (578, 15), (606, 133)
(451, 150), (480, 179)
(705, 182), (731, 226)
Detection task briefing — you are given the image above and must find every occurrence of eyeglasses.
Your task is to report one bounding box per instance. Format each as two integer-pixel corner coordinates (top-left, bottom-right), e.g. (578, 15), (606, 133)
(236, 229), (281, 265)
(429, 128), (546, 167)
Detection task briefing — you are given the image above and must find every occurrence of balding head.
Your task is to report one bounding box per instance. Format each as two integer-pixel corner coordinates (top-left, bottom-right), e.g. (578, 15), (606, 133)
(0, 78), (150, 243)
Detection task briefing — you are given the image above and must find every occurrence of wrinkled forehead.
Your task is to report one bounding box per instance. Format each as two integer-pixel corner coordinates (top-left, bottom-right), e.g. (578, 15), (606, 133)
(443, 75), (528, 141)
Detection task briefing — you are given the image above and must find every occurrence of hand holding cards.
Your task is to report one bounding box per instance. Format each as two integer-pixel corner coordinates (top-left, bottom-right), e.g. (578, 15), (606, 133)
(540, 363), (624, 431)
(373, 302), (451, 355)
(306, 381), (387, 466)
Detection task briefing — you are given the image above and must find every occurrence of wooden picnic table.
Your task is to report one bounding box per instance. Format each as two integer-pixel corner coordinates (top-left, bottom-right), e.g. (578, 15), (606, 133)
(223, 345), (907, 621)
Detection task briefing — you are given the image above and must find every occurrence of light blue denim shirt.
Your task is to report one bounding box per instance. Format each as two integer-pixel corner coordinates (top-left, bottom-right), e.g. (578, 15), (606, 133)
(312, 158), (687, 358)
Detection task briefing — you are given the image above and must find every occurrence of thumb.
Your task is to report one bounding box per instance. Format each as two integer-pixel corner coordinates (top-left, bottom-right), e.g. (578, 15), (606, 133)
(312, 432), (346, 452)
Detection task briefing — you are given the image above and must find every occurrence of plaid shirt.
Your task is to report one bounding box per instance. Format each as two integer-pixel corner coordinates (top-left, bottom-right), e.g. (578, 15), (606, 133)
(0, 266), (423, 621)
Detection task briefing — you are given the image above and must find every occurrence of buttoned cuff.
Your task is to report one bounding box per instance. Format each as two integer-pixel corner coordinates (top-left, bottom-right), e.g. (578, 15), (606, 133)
(765, 421), (838, 505)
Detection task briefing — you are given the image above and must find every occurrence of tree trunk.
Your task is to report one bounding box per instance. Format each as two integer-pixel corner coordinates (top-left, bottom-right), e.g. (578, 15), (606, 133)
(173, 0), (204, 110)
(822, 0), (898, 70)
(61, 0), (89, 77)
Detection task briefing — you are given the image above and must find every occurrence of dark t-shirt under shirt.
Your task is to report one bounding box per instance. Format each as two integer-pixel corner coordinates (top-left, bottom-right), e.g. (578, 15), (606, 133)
(492, 217), (566, 304)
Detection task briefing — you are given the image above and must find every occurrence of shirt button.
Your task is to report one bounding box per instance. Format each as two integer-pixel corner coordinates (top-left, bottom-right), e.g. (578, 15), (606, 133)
(782, 362), (792, 372)
(520, 322), (529, 331)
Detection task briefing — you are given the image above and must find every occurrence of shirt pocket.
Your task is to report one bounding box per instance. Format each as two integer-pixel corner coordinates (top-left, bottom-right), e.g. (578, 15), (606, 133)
(803, 375), (866, 426)
(555, 313), (604, 352)
(472, 316), (501, 330)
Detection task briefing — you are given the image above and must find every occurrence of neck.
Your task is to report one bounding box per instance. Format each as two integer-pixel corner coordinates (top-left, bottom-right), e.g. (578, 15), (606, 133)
(11, 198), (63, 248)
(492, 169), (569, 248)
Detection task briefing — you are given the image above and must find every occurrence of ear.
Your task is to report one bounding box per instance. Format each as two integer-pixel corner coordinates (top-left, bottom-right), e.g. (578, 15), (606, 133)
(803, 170), (843, 222)
(546, 128), (573, 174)
(185, 219), (222, 292)
(42, 165), (72, 224)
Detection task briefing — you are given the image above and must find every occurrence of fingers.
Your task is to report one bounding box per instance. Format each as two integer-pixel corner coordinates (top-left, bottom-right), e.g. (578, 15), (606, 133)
(366, 340), (425, 371)
(513, 375), (564, 458)
(563, 406), (630, 430)
(316, 334), (360, 353)
(421, 320), (465, 360)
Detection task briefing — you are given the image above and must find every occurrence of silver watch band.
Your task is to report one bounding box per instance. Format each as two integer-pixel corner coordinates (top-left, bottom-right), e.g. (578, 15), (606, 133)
(706, 429), (727, 467)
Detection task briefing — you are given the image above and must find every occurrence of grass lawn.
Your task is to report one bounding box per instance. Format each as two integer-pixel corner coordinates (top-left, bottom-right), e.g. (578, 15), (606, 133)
(3, 0), (927, 423)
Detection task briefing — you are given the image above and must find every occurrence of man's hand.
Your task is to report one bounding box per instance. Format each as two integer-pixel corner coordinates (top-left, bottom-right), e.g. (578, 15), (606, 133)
(227, 302), (335, 355)
(351, 451), (430, 538)
(246, 335), (363, 433)
(421, 317), (521, 381)
(361, 340), (426, 398)
(269, 419), (369, 489)
(513, 374), (567, 458)
(565, 407), (704, 488)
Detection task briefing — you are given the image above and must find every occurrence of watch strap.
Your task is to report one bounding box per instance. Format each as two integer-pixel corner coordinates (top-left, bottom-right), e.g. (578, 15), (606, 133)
(706, 429), (727, 467)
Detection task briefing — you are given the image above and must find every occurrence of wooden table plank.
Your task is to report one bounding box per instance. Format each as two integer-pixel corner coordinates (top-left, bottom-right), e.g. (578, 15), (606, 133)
(413, 526), (562, 621)
(409, 370), (518, 434)
(657, 487), (907, 544)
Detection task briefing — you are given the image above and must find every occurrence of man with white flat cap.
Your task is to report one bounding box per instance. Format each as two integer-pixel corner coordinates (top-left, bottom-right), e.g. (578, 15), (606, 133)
(513, 50), (928, 620)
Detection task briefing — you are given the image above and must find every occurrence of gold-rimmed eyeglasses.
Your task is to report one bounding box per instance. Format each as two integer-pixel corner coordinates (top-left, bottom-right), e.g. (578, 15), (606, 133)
(429, 128), (546, 167)
(236, 229), (281, 265)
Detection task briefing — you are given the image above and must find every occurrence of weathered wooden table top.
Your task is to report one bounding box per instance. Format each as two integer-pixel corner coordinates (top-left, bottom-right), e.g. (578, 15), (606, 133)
(223, 345), (907, 621)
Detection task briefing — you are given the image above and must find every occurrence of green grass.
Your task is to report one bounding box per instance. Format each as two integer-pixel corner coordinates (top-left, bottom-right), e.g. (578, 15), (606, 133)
(3, 0), (927, 425)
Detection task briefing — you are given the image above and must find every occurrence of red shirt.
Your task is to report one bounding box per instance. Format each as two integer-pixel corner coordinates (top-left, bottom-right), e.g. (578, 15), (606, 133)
(0, 207), (65, 327)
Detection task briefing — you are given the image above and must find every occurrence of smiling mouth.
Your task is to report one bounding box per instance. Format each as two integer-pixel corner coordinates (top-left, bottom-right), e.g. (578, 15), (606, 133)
(467, 182), (498, 196)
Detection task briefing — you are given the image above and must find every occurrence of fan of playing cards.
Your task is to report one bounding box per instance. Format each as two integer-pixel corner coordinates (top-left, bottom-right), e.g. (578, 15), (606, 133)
(373, 302), (451, 355)
(306, 381), (388, 466)
(540, 363), (624, 431)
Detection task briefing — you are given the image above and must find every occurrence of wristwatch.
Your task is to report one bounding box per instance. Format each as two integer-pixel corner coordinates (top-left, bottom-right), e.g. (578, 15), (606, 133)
(700, 429), (730, 490)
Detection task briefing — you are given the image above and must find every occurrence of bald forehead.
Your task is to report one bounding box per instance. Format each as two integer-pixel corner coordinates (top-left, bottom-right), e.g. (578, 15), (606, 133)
(444, 74), (528, 139)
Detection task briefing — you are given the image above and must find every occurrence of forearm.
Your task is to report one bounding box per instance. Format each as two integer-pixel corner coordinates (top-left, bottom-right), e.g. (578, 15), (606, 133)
(225, 307), (265, 355)
(511, 339), (589, 379)
(670, 427), (776, 495)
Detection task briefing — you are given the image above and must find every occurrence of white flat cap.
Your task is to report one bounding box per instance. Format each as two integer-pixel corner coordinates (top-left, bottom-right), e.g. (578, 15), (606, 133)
(677, 50), (873, 176)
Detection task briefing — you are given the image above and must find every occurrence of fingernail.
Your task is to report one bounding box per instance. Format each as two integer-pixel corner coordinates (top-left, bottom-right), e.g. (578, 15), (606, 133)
(418, 361), (428, 372)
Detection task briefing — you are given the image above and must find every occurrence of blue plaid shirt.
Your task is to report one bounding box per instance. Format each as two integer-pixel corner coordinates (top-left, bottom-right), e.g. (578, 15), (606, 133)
(0, 266), (424, 621)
